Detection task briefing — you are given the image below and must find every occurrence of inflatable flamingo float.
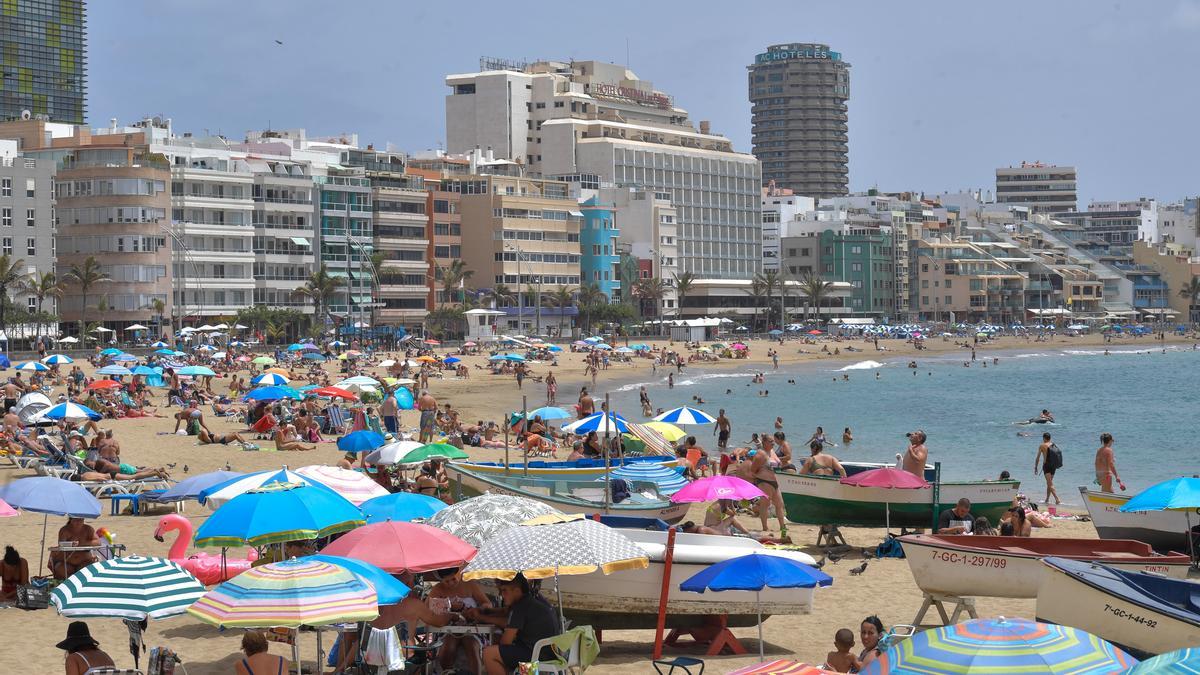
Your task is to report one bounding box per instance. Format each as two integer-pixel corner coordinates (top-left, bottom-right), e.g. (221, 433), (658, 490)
(153, 514), (257, 585)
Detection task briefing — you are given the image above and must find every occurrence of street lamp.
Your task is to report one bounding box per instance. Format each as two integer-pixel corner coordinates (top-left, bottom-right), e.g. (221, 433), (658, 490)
(505, 243), (542, 336)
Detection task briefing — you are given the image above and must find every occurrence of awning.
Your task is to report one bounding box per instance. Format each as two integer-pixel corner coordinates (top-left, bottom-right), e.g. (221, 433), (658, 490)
(1027, 308), (1072, 316)
(290, 237), (311, 247)
(568, 210), (584, 217)
(830, 318), (876, 325)
(1141, 308), (1178, 315)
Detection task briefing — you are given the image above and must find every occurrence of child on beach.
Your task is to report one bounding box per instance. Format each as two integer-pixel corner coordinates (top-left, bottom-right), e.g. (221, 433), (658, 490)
(825, 628), (862, 673)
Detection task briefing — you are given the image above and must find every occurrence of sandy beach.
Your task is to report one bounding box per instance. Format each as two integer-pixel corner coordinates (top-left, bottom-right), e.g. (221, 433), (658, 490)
(0, 331), (1191, 674)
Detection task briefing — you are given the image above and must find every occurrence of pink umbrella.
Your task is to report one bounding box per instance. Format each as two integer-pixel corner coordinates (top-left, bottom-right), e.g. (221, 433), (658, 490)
(839, 468), (929, 532)
(294, 465), (388, 506)
(670, 475), (765, 504)
(0, 497), (17, 517)
(320, 521), (476, 573)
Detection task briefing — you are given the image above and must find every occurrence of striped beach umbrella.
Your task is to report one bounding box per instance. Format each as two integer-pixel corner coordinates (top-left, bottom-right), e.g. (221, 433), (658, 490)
(251, 372), (290, 386)
(96, 365), (132, 376)
(609, 462), (688, 495)
(187, 558), (378, 628)
(1126, 647), (1200, 673)
(150, 341), (169, 348)
(41, 354), (73, 365)
(194, 482), (364, 548)
(294, 465), (389, 506)
(864, 617), (1137, 674)
(51, 555), (205, 620)
(15, 360), (48, 372)
(728, 662), (838, 675)
(653, 406), (717, 425)
(197, 468), (334, 508)
(463, 517), (648, 581)
(42, 401), (103, 421)
(562, 411), (630, 435)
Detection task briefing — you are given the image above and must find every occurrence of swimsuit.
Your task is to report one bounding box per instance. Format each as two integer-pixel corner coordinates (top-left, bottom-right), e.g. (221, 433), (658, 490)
(753, 475), (779, 490)
(240, 656), (284, 675)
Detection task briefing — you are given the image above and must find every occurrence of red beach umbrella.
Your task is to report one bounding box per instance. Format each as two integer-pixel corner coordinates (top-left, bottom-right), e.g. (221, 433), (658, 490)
(839, 467), (928, 489)
(308, 386), (358, 401)
(86, 379), (122, 390)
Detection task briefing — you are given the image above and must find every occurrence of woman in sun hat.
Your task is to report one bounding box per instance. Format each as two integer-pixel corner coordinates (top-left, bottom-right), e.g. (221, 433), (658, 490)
(57, 621), (115, 675)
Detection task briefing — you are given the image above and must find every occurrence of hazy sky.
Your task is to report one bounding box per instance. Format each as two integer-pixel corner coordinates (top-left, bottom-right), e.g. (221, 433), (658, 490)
(90, 1), (1200, 203)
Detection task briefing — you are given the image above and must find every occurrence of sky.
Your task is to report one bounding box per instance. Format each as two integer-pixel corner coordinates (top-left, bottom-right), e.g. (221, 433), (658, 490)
(89, 1), (1200, 204)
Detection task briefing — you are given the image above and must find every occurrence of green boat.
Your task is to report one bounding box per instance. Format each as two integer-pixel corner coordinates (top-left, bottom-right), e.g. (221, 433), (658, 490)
(776, 463), (1020, 528)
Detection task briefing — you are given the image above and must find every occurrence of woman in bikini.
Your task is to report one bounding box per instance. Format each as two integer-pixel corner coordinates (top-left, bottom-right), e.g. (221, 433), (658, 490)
(0, 545), (28, 601)
(430, 569), (494, 673)
(234, 630), (287, 675)
(749, 447), (788, 537)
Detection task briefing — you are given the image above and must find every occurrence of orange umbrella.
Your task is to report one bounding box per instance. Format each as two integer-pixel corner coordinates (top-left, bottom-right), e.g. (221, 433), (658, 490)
(308, 386), (358, 401)
(265, 367), (290, 376)
(86, 379), (122, 390)
(415, 355), (438, 363)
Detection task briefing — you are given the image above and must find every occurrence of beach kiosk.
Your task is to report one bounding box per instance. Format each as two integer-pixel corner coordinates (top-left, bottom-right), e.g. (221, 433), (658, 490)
(464, 308), (505, 342)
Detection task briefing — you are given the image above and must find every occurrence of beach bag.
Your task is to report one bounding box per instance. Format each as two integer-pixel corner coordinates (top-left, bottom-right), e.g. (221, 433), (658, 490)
(1045, 443), (1063, 472)
(16, 577), (50, 609)
(363, 626), (404, 671)
(876, 534), (905, 559)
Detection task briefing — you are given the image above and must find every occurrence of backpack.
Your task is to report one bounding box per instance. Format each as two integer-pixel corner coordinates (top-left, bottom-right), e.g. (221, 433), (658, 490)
(875, 534), (906, 558)
(1045, 443), (1063, 471)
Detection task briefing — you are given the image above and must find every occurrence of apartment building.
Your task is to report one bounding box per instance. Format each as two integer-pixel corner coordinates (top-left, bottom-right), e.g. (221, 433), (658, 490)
(599, 186), (678, 309)
(0, 0), (87, 124)
(1052, 198), (1159, 247)
(909, 239), (1024, 324)
(995, 162), (1077, 215)
(0, 140), (55, 321)
(579, 197), (619, 299)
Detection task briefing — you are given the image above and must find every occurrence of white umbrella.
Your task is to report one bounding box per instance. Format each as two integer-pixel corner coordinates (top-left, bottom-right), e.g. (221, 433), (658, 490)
(57, 336), (79, 344)
(212, 323), (229, 330)
(124, 324), (148, 331)
(92, 326), (113, 333)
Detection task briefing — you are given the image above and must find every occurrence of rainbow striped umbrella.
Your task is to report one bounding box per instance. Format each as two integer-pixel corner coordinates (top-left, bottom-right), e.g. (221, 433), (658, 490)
(864, 617), (1137, 674)
(728, 662), (838, 675)
(294, 465), (389, 506)
(1126, 647), (1200, 673)
(187, 558), (378, 628)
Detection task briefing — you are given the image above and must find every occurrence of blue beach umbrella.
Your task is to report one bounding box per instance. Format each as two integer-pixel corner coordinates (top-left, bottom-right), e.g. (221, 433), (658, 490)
(562, 412), (630, 435)
(1120, 476), (1200, 560)
(112, 353), (139, 363)
(0, 476), (102, 571)
(301, 555), (411, 605)
(198, 468), (335, 508)
(151, 341), (169, 348)
(242, 385), (302, 402)
(299, 344), (321, 352)
(360, 492), (447, 524)
(157, 470), (244, 503)
(177, 365), (216, 377)
(609, 462), (688, 495)
(42, 402), (102, 421)
(96, 365), (132, 376)
(443, 356), (461, 364)
(526, 406), (571, 421)
(287, 343), (307, 352)
(251, 373), (290, 386)
(303, 353), (327, 361)
(546, 345), (563, 352)
(504, 354), (525, 362)
(863, 617), (1136, 674)
(329, 340), (347, 347)
(42, 354), (73, 365)
(99, 348), (122, 357)
(681, 553), (832, 660)
(653, 406), (717, 425)
(194, 482), (364, 548)
(132, 365), (158, 376)
(154, 348), (176, 356)
(337, 430), (387, 454)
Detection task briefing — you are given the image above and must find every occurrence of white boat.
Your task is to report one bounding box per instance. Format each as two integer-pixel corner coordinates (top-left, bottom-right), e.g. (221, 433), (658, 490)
(1037, 556), (1200, 659)
(1078, 486), (1192, 551)
(899, 534), (1190, 599)
(451, 455), (679, 479)
(556, 526), (822, 629)
(445, 463), (690, 523)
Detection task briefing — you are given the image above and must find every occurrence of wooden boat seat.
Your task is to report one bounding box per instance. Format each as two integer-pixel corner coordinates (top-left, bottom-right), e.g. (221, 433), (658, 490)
(999, 546), (1036, 554)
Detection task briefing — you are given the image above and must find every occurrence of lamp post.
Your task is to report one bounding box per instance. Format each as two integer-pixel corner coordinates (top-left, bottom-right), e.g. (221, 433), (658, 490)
(505, 243), (541, 336)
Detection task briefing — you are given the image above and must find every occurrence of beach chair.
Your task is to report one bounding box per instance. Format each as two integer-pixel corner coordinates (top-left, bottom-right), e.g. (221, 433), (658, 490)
(527, 625), (598, 674)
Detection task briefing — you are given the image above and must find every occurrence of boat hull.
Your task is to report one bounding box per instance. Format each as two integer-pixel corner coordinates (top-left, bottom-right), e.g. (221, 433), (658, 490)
(899, 535), (1189, 599)
(453, 456), (678, 479)
(446, 464), (690, 523)
(1037, 557), (1200, 658)
(1078, 487), (1192, 551)
(776, 469), (1019, 527)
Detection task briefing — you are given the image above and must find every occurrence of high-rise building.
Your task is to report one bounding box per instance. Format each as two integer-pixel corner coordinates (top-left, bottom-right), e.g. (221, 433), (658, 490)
(995, 162), (1077, 215)
(748, 44), (850, 199)
(0, 0), (87, 124)
(446, 59), (761, 279)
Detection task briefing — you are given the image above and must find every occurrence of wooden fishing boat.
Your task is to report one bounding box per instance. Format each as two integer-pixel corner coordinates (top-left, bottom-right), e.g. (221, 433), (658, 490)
(451, 455), (678, 479)
(899, 534), (1190, 599)
(557, 525), (823, 629)
(445, 463), (689, 523)
(1037, 556), (1200, 659)
(1078, 486), (1191, 551)
(775, 462), (1019, 527)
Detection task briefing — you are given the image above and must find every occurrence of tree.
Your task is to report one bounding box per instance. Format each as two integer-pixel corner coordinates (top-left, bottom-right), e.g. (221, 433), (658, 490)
(425, 306), (466, 339)
(486, 284), (516, 309)
(577, 282), (607, 334)
(755, 271), (785, 330)
(437, 260), (473, 307)
(749, 277), (768, 332)
(0, 255), (26, 336)
(799, 272), (836, 324)
(19, 270), (62, 341)
(545, 286), (575, 337)
(1179, 278), (1200, 324)
(291, 264), (346, 336)
(673, 271), (696, 319)
(65, 256), (109, 337)
(632, 277), (667, 332)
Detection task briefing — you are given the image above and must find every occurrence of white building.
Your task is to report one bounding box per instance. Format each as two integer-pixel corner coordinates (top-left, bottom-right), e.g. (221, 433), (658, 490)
(995, 162), (1078, 215)
(1158, 200), (1198, 250)
(599, 185), (678, 308)
(761, 185), (815, 272)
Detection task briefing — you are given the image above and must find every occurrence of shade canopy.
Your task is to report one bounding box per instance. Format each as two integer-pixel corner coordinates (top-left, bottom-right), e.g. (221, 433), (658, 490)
(360, 492), (447, 524)
(157, 470), (243, 503)
(198, 468), (335, 508)
(320, 521), (476, 574)
(426, 494), (562, 548)
(671, 475), (765, 504)
(840, 467), (930, 489)
(562, 412), (630, 435)
(653, 406), (717, 425)
(294, 465), (389, 506)
(194, 482), (364, 548)
(0, 476), (101, 517)
(1120, 477), (1200, 512)
(681, 553), (832, 593)
(463, 517), (648, 581)
(51, 555), (205, 620)
(336, 430), (387, 453)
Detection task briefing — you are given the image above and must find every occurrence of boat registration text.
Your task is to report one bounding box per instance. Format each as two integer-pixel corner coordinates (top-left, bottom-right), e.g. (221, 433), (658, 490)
(931, 551), (1007, 568)
(1103, 603), (1158, 629)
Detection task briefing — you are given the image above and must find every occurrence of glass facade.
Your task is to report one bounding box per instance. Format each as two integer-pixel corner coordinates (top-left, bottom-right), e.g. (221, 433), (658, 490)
(0, 0), (86, 123)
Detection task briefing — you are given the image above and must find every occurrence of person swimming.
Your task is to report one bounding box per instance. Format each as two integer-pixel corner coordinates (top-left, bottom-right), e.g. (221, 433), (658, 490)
(1018, 409), (1054, 425)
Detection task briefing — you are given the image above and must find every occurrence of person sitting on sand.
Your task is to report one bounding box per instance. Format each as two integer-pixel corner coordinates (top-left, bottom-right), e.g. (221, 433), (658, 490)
(859, 616), (885, 669)
(58, 621), (115, 675)
(1001, 505), (1033, 536)
(0, 545), (28, 601)
(273, 424), (314, 452)
(703, 499), (751, 536)
(799, 440), (846, 477)
(825, 627), (862, 673)
(234, 630), (287, 675)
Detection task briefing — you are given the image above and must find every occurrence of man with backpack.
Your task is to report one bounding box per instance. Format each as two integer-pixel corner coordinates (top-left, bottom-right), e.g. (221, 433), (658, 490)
(1034, 431), (1063, 505)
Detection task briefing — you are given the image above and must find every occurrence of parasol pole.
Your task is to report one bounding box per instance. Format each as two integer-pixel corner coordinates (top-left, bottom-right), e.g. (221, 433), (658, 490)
(756, 589), (764, 661)
(604, 394), (611, 512)
(522, 395), (529, 478)
(316, 626), (324, 674)
(652, 525), (677, 659)
(504, 418), (510, 476)
(554, 563), (565, 628)
(39, 513), (48, 573)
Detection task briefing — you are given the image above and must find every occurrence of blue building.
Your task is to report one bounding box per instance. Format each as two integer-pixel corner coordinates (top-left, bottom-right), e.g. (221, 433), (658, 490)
(579, 197), (621, 299)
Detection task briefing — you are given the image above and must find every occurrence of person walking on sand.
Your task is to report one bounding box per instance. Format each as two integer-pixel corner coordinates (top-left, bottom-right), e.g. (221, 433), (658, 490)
(544, 371), (557, 405)
(1094, 432), (1125, 493)
(749, 448), (788, 538)
(577, 388), (595, 419)
(902, 430), (928, 477)
(417, 389), (438, 443)
(1034, 431), (1063, 505)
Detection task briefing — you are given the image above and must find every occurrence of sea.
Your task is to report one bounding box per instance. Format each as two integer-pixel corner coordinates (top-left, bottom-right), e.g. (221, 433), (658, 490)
(605, 343), (1200, 502)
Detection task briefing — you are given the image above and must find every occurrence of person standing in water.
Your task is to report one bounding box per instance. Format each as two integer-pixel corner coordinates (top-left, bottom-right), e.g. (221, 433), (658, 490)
(1094, 432), (1125, 493)
(1034, 431), (1063, 505)
(902, 430), (928, 478)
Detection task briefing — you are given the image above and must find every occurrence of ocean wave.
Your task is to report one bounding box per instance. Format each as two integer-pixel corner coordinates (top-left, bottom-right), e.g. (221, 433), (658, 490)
(1062, 349), (1155, 356)
(1012, 352), (1050, 358)
(837, 360), (886, 371)
(612, 380), (659, 392)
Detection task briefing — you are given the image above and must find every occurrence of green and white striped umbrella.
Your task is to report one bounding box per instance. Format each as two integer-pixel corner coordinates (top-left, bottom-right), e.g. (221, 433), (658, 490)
(51, 555), (206, 620)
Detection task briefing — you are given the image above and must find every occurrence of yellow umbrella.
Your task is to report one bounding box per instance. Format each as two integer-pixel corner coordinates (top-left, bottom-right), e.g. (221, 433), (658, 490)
(415, 355), (438, 363)
(337, 353), (349, 360)
(645, 421), (687, 442)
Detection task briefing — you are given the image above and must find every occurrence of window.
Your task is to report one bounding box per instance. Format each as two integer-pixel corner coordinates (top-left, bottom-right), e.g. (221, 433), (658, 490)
(26, 209), (35, 227)
(2, 238), (11, 255)
(851, 262), (862, 272)
(26, 297), (35, 311)
(535, 102), (546, 109)
(25, 179), (35, 198)
(0, 178), (9, 197)
(921, 295), (929, 306)
(26, 237), (35, 256)
(944, 279), (952, 289)
(945, 295), (953, 305)
(850, 245), (862, 254)
(1, 208), (8, 227)
(823, 263), (834, 273)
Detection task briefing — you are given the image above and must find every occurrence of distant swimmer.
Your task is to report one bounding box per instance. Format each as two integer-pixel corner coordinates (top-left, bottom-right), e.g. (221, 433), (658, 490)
(1018, 409), (1054, 425)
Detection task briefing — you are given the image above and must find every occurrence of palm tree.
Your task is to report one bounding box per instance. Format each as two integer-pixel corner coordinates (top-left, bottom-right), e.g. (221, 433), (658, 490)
(148, 298), (167, 337)
(799, 272), (836, 325)
(754, 271), (785, 330)
(577, 282), (606, 334)
(1179, 278), (1200, 325)
(66, 256), (109, 338)
(673, 271), (696, 319)
(19, 270), (61, 341)
(291, 264), (346, 336)
(545, 286), (575, 338)
(486, 284), (516, 309)
(632, 277), (668, 333)
(749, 277), (768, 332)
(0, 255), (26, 336)
(437, 260), (473, 307)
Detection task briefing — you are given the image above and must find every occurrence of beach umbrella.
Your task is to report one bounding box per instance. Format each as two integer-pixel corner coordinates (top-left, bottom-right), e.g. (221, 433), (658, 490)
(422, 339), (440, 345)
(615, 346), (635, 354)
(0, 498), (16, 517)
(85, 379), (122, 391)
(300, 555), (410, 605)
(682, 553), (832, 661)
(177, 365), (215, 377)
(154, 348), (176, 356)
(228, 340), (246, 347)
(264, 367), (291, 376)
(196, 344), (216, 352)
(42, 401), (103, 421)
(443, 356), (461, 364)
(302, 352), (327, 361)
(308, 386), (357, 401)
(242, 385), (302, 402)
(1125, 647), (1200, 673)
(608, 462), (689, 496)
(286, 343), (306, 352)
(0, 476), (101, 572)
(546, 345), (563, 352)
(96, 365), (132, 376)
(197, 468), (336, 508)
(863, 617), (1137, 674)
(42, 354), (73, 365)
(251, 372), (289, 386)
(99, 347), (122, 356)
(320, 521), (476, 574)
(329, 340), (347, 347)
(15, 360), (48, 371)
(300, 343), (321, 352)
(592, 343), (612, 350)
(111, 353), (139, 363)
(728, 662), (839, 675)
(337, 375), (381, 388)
(57, 336), (78, 343)
(132, 365), (158, 376)
(526, 406), (571, 421)
(51, 555), (206, 620)
(654, 406), (717, 425)
(336, 430), (387, 454)
(584, 336), (603, 343)
(426, 494), (562, 548)
(150, 341), (169, 348)
(194, 482), (364, 548)
(562, 411), (630, 435)
(398, 442), (469, 464)
(671, 475), (765, 504)
(294, 465), (389, 506)
(364, 440), (424, 465)
(1119, 477), (1200, 560)
(841, 468), (929, 533)
(644, 421), (687, 443)
(767, 329), (784, 336)
(251, 356), (276, 365)
(157, 470), (243, 503)
(360, 492), (447, 524)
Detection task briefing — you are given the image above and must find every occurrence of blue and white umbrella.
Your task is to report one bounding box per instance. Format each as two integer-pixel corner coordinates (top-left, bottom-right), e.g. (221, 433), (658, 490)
(242, 386), (302, 402)
(15, 361), (48, 372)
(111, 353), (139, 363)
(158, 470), (243, 503)
(96, 365), (132, 377)
(562, 412), (630, 435)
(150, 341), (169, 348)
(197, 468), (335, 509)
(329, 340), (347, 347)
(196, 344), (216, 352)
(653, 406), (717, 425)
(0, 476), (102, 571)
(251, 373), (290, 386)
(41, 354), (73, 365)
(154, 348), (176, 356)
(228, 340), (247, 347)
(42, 402), (103, 422)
